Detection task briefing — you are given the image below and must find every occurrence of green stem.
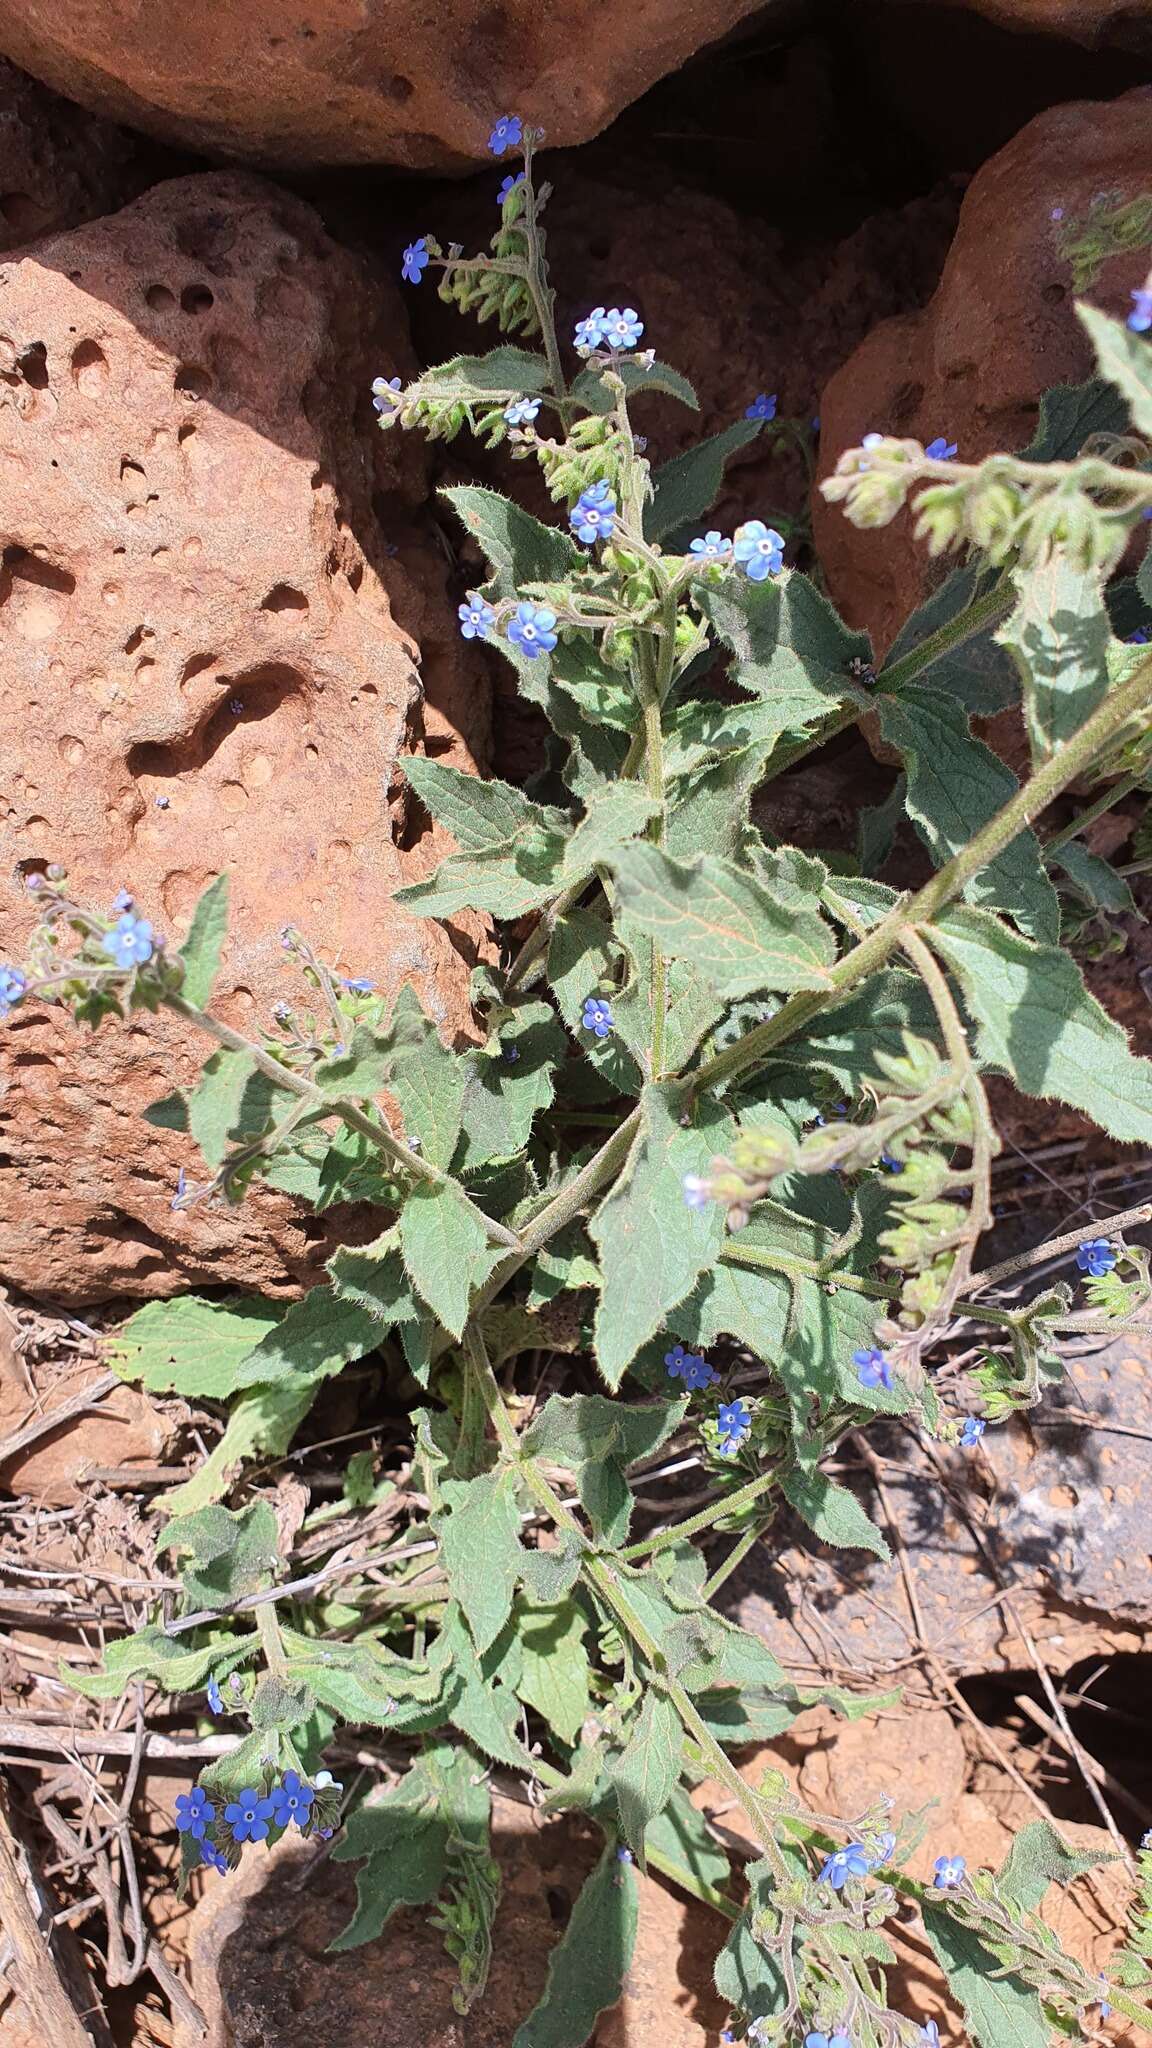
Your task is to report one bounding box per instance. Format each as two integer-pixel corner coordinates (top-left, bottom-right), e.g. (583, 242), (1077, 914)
(256, 1601), (288, 1678)
(702, 1517), (769, 1598)
(720, 1240), (896, 1301)
(874, 574), (1012, 694)
(1045, 767), (1146, 855)
(520, 132), (567, 405)
(617, 1464), (781, 1562)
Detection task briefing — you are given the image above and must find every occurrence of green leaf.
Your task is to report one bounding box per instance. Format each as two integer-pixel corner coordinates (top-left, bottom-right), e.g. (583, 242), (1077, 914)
(162, 1380), (320, 1513)
(767, 970), (938, 1093)
(328, 1232), (421, 1326)
(1077, 301), (1152, 436)
(612, 932), (727, 1077)
(930, 905), (1152, 1142)
(395, 835), (568, 919)
(443, 483), (582, 595)
(561, 785), (661, 882)
(612, 845), (837, 999)
(227, 1286), (381, 1395)
(998, 553), (1110, 763)
(1025, 371), (1131, 461)
(512, 1846), (639, 2048)
(439, 1469), (524, 1655)
(156, 1500), (278, 1608)
(881, 566), (1018, 716)
(400, 1183), (502, 1339)
(589, 1084), (731, 1388)
(547, 906), (642, 1096)
(1050, 836), (1135, 914)
(381, 986), (467, 1169)
(178, 874), (229, 1008)
(573, 358), (699, 415)
(697, 568), (869, 716)
(419, 346), (552, 400)
(330, 1807), (449, 1949)
(644, 1788), (732, 1897)
(713, 1861), (787, 2022)
(280, 1630), (452, 1729)
(187, 1049), (257, 1166)
(876, 687), (1060, 942)
(609, 1690), (682, 1866)
(997, 1819), (1110, 1912)
(402, 755), (569, 853)
(312, 1024), (396, 1099)
(457, 1004), (567, 1168)
(645, 418), (762, 542)
(779, 1465), (890, 1561)
(922, 1913), (1051, 2048)
(64, 1622), (258, 1702)
(438, 1604), (540, 1771)
(514, 1597), (592, 1745)
(106, 1294), (283, 1396)
(522, 1390), (684, 1546)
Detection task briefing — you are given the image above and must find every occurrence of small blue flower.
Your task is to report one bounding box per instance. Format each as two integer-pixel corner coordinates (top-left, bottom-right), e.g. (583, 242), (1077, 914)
(342, 976), (375, 993)
(224, 1787), (276, 1844)
(1076, 1237), (1116, 1278)
(582, 996), (613, 1039)
(401, 237), (430, 284)
(933, 1853), (966, 1890)
(870, 1831), (897, 1866)
(206, 1675), (224, 1716)
(745, 392), (777, 420)
(458, 592), (496, 641)
(811, 414), (821, 434)
(665, 1343), (690, 1380)
(879, 1147), (904, 1173)
(682, 1173), (711, 1210)
(574, 306), (608, 354)
(1051, 206), (1065, 222)
(1129, 288), (1152, 334)
(601, 306), (644, 350)
(804, 2035), (852, 2048)
(0, 965), (27, 1019)
(919, 2026), (941, 2048)
(111, 887), (134, 912)
(854, 1346), (895, 1392)
(102, 912), (154, 969)
(925, 437), (957, 460)
(488, 113), (523, 156)
(502, 1041), (520, 1062)
(1128, 629), (1151, 644)
(498, 171), (525, 204)
(616, 1845), (633, 1862)
(570, 480), (616, 544)
(733, 519), (784, 582)
(271, 1770), (316, 1831)
(504, 397), (540, 426)
(507, 601), (557, 659)
(818, 1844), (871, 1889)
(716, 1398), (752, 1455)
(175, 1788), (216, 1841)
(689, 531), (730, 561)
(959, 1417), (985, 1448)
(200, 1838), (230, 1875)
(372, 375), (402, 414)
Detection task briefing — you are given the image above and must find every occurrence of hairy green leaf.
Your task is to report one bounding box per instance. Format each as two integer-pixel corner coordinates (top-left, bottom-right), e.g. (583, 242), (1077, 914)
(609, 1690), (682, 1865)
(439, 1469), (524, 1655)
(420, 347), (553, 400)
(1078, 301), (1152, 437)
(157, 1500), (279, 1609)
(923, 1913), (1051, 2048)
(561, 784), (660, 881)
(514, 1596), (592, 1745)
(403, 755), (569, 853)
(512, 1846), (639, 2048)
(64, 1623), (258, 1702)
(106, 1295), (283, 1397)
(443, 483), (581, 594)
(779, 1465), (890, 1561)
(612, 845), (837, 999)
(395, 835), (568, 919)
(645, 419), (761, 542)
(998, 553), (1110, 763)
(697, 569), (870, 718)
(400, 1184), (503, 1339)
(162, 1381), (320, 1514)
(881, 566), (1017, 716)
(574, 358), (699, 416)
(522, 1389), (684, 1545)
(177, 873), (230, 1008)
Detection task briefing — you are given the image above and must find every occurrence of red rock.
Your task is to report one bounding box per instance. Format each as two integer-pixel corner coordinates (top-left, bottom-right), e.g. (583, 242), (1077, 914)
(813, 88), (1152, 655)
(0, 172), (489, 1305)
(0, 54), (150, 252)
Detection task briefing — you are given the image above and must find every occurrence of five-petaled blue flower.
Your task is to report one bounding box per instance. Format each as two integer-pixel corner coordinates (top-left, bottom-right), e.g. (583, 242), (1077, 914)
(372, 376), (402, 414)
(879, 1148), (903, 1173)
(1129, 288), (1152, 334)
(582, 996), (613, 1039)
(745, 392), (777, 420)
(733, 519), (784, 582)
(818, 1843), (870, 1889)
(271, 1771), (316, 1831)
(200, 1839), (230, 1875)
(102, 912), (154, 969)
(804, 2035), (852, 2048)
(616, 1845), (633, 1862)
(689, 531), (730, 561)
(488, 113), (523, 156)
(508, 601), (557, 659)
(175, 1788), (216, 1841)
(717, 1398), (752, 1455)
(0, 965), (26, 1019)
(1076, 1237), (1116, 1277)
(919, 2023), (941, 2046)
(665, 1344), (718, 1391)
(959, 1417), (985, 1448)
(682, 1173), (711, 1210)
(574, 306), (607, 353)
(458, 592), (496, 641)
(504, 397), (540, 426)
(401, 237), (430, 284)
(854, 1346), (895, 1392)
(933, 1853), (966, 1889)
(925, 436), (957, 460)
(206, 1675), (224, 1716)
(570, 481), (616, 544)
(342, 976), (375, 993)
(498, 171), (525, 204)
(225, 1787), (276, 1844)
(601, 306), (644, 350)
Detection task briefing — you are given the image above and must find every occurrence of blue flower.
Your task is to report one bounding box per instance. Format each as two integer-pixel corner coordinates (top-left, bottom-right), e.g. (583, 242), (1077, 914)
(342, 976), (375, 993)
(498, 171), (525, 204)
(372, 375), (402, 414)
(574, 307), (608, 354)
(1128, 629), (1151, 644)
(804, 2035), (852, 2048)
(111, 887), (134, 912)
(582, 996), (613, 1039)
(854, 1346), (895, 1391)
(959, 1417), (985, 1448)
(175, 1788), (216, 1841)
(1129, 288), (1152, 334)
(919, 2024), (941, 2047)
(508, 601), (557, 658)
(488, 113), (523, 156)
(682, 1173), (711, 1210)
(933, 1853), (966, 1889)
(502, 1041), (520, 1062)
(601, 306), (644, 350)
(689, 531), (730, 561)
(102, 912), (154, 969)
(200, 1839), (230, 1875)
(665, 1344), (716, 1391)
(570, 480), (616, 544)
(206, 1675), (224, 1716)
(271, 1770), (316, 1831)
(871, 1831), (897, 1865)
(1076, 1237), (1116, 1277)
(818, 1844), (870, 1889)
(879, 1148), (904, 1173)
(745, 392), (777, 420)
(458, 592), (496, 640)
(616, 1845), (633, 1862)
(716, 1398), (752, 1455)
(504, 397), (540, 426)
(665, 1343), (690, 1380)
(0, 965), (27, 1019)
(224, 1787), (276, 1844)
(733, 519), (784, 582)
(401, 237), (430, 284)
(925, 437), (957, 460)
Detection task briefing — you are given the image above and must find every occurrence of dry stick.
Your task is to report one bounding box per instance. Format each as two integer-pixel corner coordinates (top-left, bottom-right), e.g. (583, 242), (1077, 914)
(1015, 1696), (1152, 1830)
(0, 1720), (237, 1763)
(0, 1373), (118, 1466)
(965, 1200), (1152, 1295)
(0, 1790), (97, 2047)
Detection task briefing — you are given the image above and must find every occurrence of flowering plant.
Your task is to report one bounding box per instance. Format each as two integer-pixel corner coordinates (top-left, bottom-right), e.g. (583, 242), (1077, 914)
(11, 121), (1152, 2047)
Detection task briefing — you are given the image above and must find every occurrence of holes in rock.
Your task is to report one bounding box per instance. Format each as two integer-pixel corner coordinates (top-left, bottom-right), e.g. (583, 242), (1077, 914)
(260, 583), (309, 615)
(1042, 281), (1066, 305)
(120, 457), (146, 482)
(145, 283), (176, 311)
(15, 856), (49, 886)
(177, 420), (197, 445)
(180, 284), (215, 315)
(14, 340), (48, 389)
(890, 378), (925, 428)
(0, 547), (76, 642)
(386, 72), (414, 101)
(175, 363), (212, 401)
(123, 625), (152, 656)
(179, 652), (218, 688)
(587, 234), (612, 262)
(127, 663), (307, 785)
(71, 338), (109, 396)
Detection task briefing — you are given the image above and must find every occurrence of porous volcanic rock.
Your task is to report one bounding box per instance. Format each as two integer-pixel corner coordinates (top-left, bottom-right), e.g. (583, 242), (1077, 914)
(0, 171), (489, 1305)
(0, 54), (152, 251)
(813, 87), (1152, 655)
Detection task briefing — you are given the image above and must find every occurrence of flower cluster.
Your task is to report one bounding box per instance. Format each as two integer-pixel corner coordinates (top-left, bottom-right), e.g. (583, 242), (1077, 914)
(853, 1346), (895, 1392)
(716, 1397), (752, 1455)
(664, 1343), (719, 1391)
(570, 480), (616, 544)
(175, 1769), (339, 1874)
(573, 305), (645, 354)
